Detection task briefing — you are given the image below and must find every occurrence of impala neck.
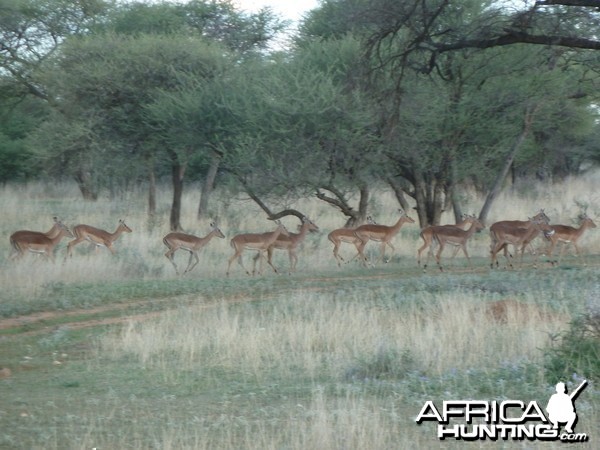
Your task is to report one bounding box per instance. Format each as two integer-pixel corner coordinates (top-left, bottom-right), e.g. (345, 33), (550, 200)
(391, 216), (408, 231)
(574, 220), (592, 237)
(267, 227), (285, 246)
(464, 222), (480, 238)
(109, 225), (127, 242)
(292, 222), (311, 242)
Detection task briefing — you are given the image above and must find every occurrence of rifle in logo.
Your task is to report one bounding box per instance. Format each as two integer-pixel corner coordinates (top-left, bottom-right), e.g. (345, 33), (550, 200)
(546, 379), (587, 434)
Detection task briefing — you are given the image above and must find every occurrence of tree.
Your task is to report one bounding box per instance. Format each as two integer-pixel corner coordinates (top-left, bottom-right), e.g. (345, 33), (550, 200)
(0, 0), (111, 103)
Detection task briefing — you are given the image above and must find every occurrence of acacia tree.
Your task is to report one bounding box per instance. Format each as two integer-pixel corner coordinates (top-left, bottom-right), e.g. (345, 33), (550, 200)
(300, 0), (598, 226)
(214, 37), (381, 226)
(33, 33), (232, 229)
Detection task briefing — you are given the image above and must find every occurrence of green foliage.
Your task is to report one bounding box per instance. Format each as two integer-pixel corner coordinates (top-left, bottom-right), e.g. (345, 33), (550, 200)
(545, 312), (600, 383)
(97, 0), (286, 54)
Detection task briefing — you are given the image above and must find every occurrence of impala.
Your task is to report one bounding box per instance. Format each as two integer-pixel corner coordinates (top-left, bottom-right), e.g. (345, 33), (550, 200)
(10, 221), (74, 262)
(65, 219), (132, 258)
(9, 216), (63, 244)
(417, 214), (478, 267)
(163, 222), (225, 274)
(489, 209), (550, 260)
(490, 218), (554, 268)
(226, 221), (289, 276)
(327, 216), (376, 267)
(253, 216), (319, 274)
(427, 218), (485, 271)
(9, 217), (64, 259)
(545, 215), (596, 265)
(354, 209), (415, 265)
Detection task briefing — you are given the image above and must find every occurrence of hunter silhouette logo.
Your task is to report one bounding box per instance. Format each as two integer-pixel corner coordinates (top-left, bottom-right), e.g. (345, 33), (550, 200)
(415, 379), (589, 442)
(546, 380), (587, 434)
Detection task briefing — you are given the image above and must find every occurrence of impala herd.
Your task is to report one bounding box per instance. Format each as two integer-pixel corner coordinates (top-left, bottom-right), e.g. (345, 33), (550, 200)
(7, 209), (597, 275)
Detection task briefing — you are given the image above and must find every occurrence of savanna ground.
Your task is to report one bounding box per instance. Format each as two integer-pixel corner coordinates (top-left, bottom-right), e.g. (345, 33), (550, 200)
(0, 173), (599, 449)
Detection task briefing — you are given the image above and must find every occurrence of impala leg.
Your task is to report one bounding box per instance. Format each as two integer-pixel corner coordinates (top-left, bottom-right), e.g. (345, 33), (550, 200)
(227, 249), (249, 276)
(185, 251), (200, 274)
(435, 242), (446, 272)
(490, 242), (503, 269)
(252, 251), (267, 275)
(238, 253), (251, 275)
(265, 247), (279, 274)
(165, 248), (180, 275)
(332, 243), (344, 267)
(356, 240), (370, 267)
(417, 239), (428, 267)
(65, 237), (86, 260)
(289, 249), (298, 273)
(459, 245), (472, 268)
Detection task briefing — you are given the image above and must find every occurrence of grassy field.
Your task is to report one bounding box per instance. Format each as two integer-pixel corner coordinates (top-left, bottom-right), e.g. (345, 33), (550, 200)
(0, 174), (599, 449)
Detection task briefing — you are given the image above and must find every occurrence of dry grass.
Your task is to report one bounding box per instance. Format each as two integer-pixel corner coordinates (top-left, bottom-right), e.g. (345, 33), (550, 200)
(1, 171), (598, 285)
(1, 174), (598, 449)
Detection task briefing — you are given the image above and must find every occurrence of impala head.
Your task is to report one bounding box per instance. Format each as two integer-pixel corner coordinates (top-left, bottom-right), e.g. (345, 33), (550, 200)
(301, 216), (319, 233)
(210, 221), (226, 239)
(472, 218), (485, 232)
(530, 217), (554, 236)
(275, 220), (289, 237)
(58, 222), (75, 238)
(580, 215), (597, 229)
(398, 209), (415, 224)
(532, 209), (550, 224)
(118, 219), (132, 233)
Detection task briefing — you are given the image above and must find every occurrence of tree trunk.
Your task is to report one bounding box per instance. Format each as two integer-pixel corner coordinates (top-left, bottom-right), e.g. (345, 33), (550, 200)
(479, 105), (538, 224)
(147, 162), (157, 229)
(74, 169), (98, 201)
(170, 159), (186, 231)
(388, 178), (411, 212)
(197, 155), (220, 220)
(315, 184), (369, 227)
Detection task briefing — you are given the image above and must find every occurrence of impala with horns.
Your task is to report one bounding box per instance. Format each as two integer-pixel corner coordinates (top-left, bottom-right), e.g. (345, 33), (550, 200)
(65, 219), (132, 258)
(10, 221), (74, 262)
(545, 215), (596, 265)
(226, 220), (289, 276)
(490, 217), (554, 269)
(427, 217), (485, 272)
(417, 214), (479, 267)
(353, 209), (415, 265)
(253, 216), (319, 274)
(163, 222), (225, 275)
(327, 216), (376, 267)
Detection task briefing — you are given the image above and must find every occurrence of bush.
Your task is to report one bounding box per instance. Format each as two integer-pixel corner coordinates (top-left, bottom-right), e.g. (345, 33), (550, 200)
(544, 310), (600, 383)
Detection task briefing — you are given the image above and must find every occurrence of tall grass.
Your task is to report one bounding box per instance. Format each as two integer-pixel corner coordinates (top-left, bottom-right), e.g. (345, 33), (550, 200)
(1, 171), (599, 286)
(1, 174), (598, 449)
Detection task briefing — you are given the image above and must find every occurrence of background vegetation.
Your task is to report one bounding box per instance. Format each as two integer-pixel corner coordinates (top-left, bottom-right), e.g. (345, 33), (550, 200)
(1, 0), (599, 448)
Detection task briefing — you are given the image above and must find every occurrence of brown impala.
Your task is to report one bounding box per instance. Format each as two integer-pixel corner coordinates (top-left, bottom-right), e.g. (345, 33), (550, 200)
(428, 217), (485, 272)
(10, 221), (74, 262)
(354, 209), (415, 265)
(9, 216), (63, 246)
(545, 215), (596, 265)
(417, 214), (479, 267)
(163, 222), (226, 275)
(489, 209), (550, 260)
(253, 216), (319, 274)
(65, 219), (132, 258)
(490, 218), (554, 268)
(226, 221), (289, 276)
(327, 216), (376, 267)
